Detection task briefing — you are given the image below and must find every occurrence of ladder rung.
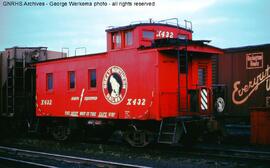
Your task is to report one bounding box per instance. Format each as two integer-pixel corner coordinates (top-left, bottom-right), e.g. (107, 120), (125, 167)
(164, 123), (176, 126)
(158, 141), (173, 144)
(158, 118), (180, 144)
(28, 130), (37, 133)
(161, 132), (175, 135)
(26, 67), (35, 70)
(15, 96), (24, 98)
(1, 113), (14, 117)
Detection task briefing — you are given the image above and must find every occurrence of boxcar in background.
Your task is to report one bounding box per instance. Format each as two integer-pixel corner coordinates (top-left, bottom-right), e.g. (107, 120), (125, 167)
(213, 44), (270, 124)
(0, 47), (65, 123)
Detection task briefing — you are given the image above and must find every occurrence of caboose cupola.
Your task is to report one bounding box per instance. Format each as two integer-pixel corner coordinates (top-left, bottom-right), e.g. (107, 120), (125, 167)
(106, 18), (193, 51)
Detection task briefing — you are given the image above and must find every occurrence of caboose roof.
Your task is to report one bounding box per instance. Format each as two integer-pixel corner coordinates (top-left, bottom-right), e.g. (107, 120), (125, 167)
(141, 38), (223, 54)
(105, 23), (193, 33)
(34, 52), (107, 65)
(224, 43), (270, 53)
(5, 46), (48, 50)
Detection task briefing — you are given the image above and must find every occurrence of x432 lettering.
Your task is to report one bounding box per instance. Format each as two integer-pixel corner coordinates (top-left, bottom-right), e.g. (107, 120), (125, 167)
(127, 98), (146, 106)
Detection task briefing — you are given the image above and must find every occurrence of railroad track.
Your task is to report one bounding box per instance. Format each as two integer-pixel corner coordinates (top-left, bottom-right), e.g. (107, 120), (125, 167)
(0, 140), (269, 168)
(0, 155), (58, 168)
(0, 146), (152, 168)
(164, 144), (270, 162)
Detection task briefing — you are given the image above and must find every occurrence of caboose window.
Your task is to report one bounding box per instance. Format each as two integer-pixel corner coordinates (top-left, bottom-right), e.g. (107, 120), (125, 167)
(89, 69), (96, 89)
(112, 32), (121, 48)
(69, 71), (75, 89)
(116, 33), (121, 47)
(143, 31), (154, 40)
(46, 73), (53, 91)
(179, 56), (187, 73)
(198, 67), (206, 86)
(178, 34), (187, 40)
(125, 31), (133, 46)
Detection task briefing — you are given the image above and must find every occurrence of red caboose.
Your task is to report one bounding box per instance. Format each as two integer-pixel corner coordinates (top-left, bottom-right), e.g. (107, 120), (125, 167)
(35, 19), (223, 146)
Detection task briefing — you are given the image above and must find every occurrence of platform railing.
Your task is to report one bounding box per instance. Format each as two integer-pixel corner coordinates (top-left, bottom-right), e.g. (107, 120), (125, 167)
(129, 18), (192, 31)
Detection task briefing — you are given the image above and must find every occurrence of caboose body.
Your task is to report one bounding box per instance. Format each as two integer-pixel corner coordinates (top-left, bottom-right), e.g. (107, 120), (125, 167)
(35, 19), (223, 146)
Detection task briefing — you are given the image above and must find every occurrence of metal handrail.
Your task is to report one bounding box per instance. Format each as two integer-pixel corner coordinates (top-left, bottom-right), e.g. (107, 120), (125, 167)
(158, 18), (179, 27)
(184, 20), (192, 30)
(75, 47), (86, 56)
(61, 47), (69, 58)
(129, 18), (193, 31)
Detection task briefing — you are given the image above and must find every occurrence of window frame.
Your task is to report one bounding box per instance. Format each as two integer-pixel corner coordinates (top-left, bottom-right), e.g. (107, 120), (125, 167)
(177, 34), (187, 40)
(142, 30), (155, 41)
(125, 30), (133, 47)
(88, 69), (97, 90)
(46, 73), (53, 91)
(198, 66), (207, 86)
(112, 32), (122, 49)
(68, 71), (76, 90)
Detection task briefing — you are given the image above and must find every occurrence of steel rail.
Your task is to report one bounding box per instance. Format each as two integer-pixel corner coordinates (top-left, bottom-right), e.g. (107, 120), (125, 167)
(0, 146), (152, 168)
(179, 145), (270, 161)
(0, 156), (59, 168)
(196, 145), (270, 156)
(153, 143), (270, 162)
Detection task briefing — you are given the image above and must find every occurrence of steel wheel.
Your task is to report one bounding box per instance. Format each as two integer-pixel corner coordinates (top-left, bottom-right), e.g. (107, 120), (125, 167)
(51, 125), (70, 141)
(124, 127), (151, 147)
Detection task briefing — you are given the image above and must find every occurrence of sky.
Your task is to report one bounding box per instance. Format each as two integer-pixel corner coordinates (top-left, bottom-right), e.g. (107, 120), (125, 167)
(0, 0), (269, 55)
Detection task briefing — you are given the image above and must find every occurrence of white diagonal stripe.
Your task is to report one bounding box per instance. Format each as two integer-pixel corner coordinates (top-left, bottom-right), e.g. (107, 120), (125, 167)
(79, 88), (85, 107)
(201, 98), (208, 109)
(201, 104), (205, 110)
(201, 94), (208, 103)
(200, 88), (208, 111)
(202, 89), (207, 96)
(201, 90), (207, 100)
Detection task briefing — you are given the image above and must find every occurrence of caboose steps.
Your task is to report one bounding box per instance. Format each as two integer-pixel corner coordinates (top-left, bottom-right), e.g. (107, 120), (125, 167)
(158, 116), (212, 145)
(158, 118), (184, 144)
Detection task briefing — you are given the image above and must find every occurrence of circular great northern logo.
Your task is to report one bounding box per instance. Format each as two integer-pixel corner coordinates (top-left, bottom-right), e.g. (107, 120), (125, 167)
(102, 66), (128, 105)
